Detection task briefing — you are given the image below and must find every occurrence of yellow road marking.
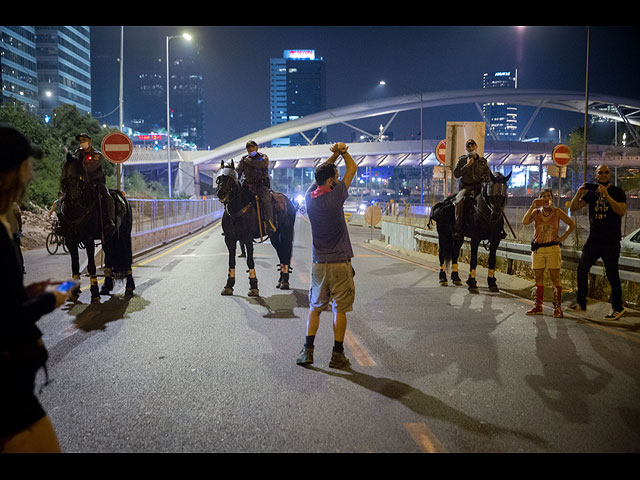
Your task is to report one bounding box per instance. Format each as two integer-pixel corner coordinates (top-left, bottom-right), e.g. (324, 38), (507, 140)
(404, 422), (448, 453)
(344, 330), (376, 366)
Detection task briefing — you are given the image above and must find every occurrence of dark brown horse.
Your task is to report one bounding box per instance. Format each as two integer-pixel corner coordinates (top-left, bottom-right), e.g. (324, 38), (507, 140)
(57, 152), (135, 303)
(215, 160), (296, 296)
(431, 171), (511, 293)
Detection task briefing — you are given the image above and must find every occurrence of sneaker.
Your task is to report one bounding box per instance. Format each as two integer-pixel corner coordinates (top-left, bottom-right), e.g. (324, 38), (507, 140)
(296, 346), (314, 366)
(604, 308), (626, 321)
(329, 350), (351, 369)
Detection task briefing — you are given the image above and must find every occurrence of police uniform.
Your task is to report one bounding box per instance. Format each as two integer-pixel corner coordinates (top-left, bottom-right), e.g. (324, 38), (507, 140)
(453, 142), (491, 238)
(236, 142), (276, 234)
(72, 134), (116, 236)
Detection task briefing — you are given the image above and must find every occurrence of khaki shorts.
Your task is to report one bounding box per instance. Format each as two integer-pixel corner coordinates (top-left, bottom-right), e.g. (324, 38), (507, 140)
(309, 261), (355, 313)
(532, 245), (562, 270)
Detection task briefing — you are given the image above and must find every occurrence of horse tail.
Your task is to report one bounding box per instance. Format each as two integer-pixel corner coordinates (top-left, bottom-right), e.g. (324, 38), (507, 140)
(278, 196), (296, 264)
(110, 191), (133, 277)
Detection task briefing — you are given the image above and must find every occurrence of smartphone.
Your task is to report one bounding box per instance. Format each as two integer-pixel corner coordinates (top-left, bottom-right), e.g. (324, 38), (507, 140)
(56, 280), (79, 293)
(534, 198), (551, 207)
(583, 183), (599, 192)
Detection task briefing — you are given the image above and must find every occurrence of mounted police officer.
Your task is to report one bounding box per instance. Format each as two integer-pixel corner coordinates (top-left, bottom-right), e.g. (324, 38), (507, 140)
(453, 139), (491, 240)
(236, 140), (276, 235)
(69, 133), (116, 237)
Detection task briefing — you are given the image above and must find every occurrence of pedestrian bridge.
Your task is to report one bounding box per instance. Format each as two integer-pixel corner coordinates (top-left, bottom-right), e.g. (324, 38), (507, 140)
(123, 88), (640, 194)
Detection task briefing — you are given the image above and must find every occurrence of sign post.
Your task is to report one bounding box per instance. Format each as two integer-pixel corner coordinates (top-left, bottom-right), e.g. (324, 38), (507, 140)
(101, 132), (133, 191)
(552, 144), (571, 207)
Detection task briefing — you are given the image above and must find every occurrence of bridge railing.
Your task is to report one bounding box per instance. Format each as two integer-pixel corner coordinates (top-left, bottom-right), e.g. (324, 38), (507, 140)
(126, 198), (224, 256)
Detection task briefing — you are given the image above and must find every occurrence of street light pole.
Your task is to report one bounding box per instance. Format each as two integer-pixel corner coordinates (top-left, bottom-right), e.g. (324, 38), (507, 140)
(165, 33), (192, 199)
(583, 26), (590, 183)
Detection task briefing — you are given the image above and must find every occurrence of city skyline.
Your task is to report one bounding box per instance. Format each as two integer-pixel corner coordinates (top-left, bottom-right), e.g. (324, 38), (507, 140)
(89, 25), (640, 149)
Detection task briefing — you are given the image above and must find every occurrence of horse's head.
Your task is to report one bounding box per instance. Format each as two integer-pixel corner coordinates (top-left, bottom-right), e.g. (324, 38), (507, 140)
(215, 160), (238, 203)
(61, 151), (89, 203)
(484, 171), (511, 220)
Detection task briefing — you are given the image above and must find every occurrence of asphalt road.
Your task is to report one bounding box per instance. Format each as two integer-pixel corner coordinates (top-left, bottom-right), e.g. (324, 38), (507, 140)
(22, 215), (640, 453)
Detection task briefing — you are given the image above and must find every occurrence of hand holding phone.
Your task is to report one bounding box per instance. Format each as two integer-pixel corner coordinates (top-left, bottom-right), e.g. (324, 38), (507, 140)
(534, 198), (551, 208)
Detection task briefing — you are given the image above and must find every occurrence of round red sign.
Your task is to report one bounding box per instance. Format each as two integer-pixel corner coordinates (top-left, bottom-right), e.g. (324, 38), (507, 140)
(435, 139), (446, 164)
(552, 144), (571, 168)
(101, 132), (133, 164)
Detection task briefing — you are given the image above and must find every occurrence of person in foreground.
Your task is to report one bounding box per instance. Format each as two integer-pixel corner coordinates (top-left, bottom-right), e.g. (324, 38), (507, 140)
(297, 142), (357, 369)
(0, 124), (72, 453)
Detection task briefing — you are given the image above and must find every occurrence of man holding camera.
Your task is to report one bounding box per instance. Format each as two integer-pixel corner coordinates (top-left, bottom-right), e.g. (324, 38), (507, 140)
(569, 165), (627, 320)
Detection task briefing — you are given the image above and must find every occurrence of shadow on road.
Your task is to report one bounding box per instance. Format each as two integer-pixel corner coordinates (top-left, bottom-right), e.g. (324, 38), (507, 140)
(308, 365), (548, 449)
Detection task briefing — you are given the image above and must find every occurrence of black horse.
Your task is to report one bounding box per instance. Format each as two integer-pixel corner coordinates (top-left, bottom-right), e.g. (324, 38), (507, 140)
(215, 160), (296, 296)
(430, 171), (511, 293)
(57, 153), (135, 303)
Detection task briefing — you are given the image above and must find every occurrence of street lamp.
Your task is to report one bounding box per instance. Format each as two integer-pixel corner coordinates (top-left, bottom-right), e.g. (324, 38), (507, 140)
(166, 32), (192, 198)
(379, 81), (424, 204)
(582, 26), (590, 183)
(549, 127), (561, 143)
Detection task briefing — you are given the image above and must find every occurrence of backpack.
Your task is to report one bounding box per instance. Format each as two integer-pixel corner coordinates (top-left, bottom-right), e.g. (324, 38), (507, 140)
(427, 195), (455, 228)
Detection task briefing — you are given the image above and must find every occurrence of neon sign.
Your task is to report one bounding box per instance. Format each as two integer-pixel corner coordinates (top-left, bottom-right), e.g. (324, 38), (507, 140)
(137, 135), (163, 141)
(284, 50), (315, 60)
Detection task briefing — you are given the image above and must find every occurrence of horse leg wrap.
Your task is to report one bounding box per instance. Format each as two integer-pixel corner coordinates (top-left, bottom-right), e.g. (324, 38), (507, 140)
(451, 264), (461, 284)
(90, 276), (100, 303)
(248, 276), (259, 296)
(439, 269), (448, 286)
(221, 269), (235, 296)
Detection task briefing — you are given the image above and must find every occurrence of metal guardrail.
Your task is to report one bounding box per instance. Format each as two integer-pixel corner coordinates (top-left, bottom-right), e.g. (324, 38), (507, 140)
(128, 198), (223, 234)
(413, 226), (640, 284)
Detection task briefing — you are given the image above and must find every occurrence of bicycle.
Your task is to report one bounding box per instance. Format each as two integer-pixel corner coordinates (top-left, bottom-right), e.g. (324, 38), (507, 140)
(46, 219), (68, 255)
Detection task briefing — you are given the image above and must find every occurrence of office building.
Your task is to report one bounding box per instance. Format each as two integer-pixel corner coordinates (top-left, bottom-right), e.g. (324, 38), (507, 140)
(269, 49), (326, 147)
(0, 26), (39, 114)
(35, 26), (92, 118)
(482, 70), (518, 140)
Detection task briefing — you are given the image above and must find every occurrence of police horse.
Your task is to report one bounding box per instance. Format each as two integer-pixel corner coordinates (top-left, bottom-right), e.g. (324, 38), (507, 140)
(429, 171), (511, 293)
(57, 152), (135, 303)
(215, 160), (297, 297)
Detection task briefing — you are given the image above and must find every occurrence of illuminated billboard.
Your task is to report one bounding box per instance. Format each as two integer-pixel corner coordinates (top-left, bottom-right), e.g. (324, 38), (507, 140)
(284, 50), (315, 60)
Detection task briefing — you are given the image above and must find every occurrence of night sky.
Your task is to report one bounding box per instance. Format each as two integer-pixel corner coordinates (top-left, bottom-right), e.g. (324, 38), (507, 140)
(89, 25), (640, 149)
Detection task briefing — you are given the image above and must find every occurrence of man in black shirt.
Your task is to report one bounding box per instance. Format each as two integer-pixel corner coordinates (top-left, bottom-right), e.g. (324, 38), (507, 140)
(569, 165), (627, 320)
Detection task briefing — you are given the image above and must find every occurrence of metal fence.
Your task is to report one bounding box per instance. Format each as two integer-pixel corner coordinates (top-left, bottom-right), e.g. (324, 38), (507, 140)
(128, 198), (223, 235)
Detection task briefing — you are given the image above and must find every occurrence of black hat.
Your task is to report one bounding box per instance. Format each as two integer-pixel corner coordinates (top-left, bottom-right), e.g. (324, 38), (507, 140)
(465, 139), (477, 147)
(0, 123), (36, 172)
(75, 133), (92, 141)
(246, 140), (258, 148)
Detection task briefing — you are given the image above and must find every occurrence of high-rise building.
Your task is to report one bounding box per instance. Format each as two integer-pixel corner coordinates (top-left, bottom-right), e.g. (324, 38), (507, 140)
(0, 26), (39, 114)
(482, 70), (518, 140)
(35, 26), (92, 118)
(269, 49), (326, 147)
(125, 44), (205, 149)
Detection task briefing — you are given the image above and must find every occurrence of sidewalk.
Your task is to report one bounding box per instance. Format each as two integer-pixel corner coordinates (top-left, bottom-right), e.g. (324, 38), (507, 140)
(362, 239), (640, 329)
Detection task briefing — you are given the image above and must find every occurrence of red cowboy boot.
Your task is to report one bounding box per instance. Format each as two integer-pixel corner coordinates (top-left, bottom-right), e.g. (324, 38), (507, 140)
(553, 285), (563, 318)
(526, 285), (544, 315)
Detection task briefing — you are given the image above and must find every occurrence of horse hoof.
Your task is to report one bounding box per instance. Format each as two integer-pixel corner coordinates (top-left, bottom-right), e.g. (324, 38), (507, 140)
(439, 280), (448, 286)
(489, 286), (500, 293)
(91, 296), (100, 304)
(125, 288), (135, 296)
(468, 287), (479, 294)
(221, 288), (234, 296)
(248, 289), (260, 297)
(100, 288), (111, 295)
(280, 282), (290, 290)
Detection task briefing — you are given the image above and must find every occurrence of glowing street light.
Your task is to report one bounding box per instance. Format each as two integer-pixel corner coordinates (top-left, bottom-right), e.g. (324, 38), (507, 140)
(165, 32), (193, 198)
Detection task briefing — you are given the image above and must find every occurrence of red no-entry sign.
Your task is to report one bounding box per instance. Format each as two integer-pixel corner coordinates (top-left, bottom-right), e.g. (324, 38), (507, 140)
(435, 139), (446, 164)
(101, 132), (133, 164)
(552, 144), (571, 168)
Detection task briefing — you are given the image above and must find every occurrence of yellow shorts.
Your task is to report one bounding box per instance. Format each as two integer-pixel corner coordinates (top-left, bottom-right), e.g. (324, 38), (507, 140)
(309, 261), (355, 313)
(531, 245), (562, 270)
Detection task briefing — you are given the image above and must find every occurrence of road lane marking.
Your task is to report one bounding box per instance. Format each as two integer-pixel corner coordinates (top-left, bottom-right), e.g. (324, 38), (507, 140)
(344, 330), (376, 366)
(404, 422), (448, 453)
